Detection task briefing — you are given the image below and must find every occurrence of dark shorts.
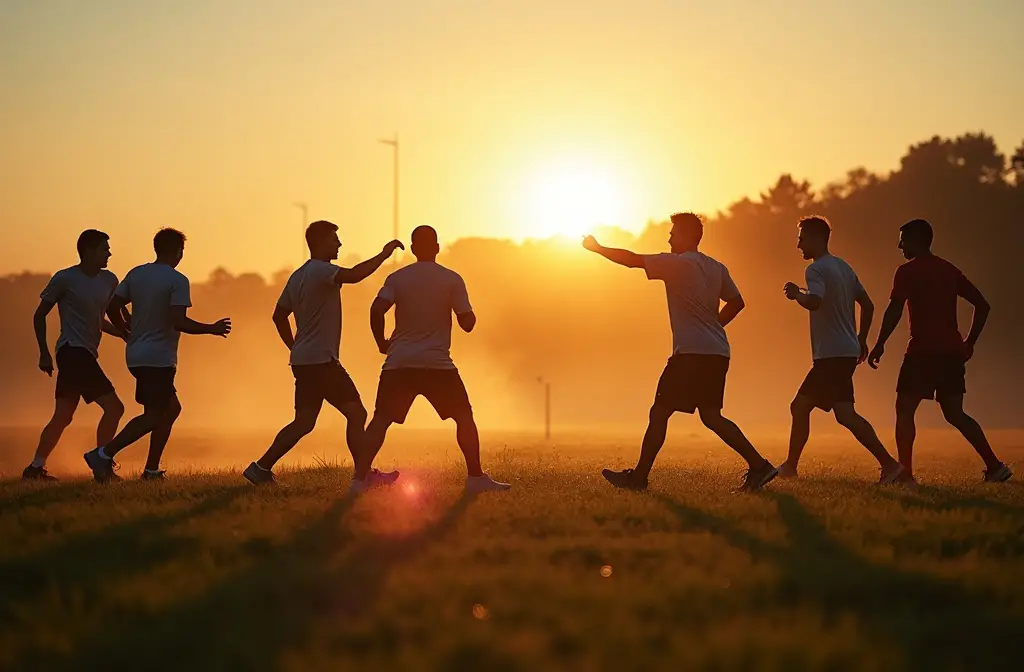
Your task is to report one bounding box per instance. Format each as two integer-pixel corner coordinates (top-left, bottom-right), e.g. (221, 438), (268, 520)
(129, 367), (177, 410)
(796, 357), (858, 411)
(897, 354), (967, 401)
(55, 346), (115, 404)
(292, 361), (361, 411)
(375, 368), (472, 424)
(654, 354), (730, 414)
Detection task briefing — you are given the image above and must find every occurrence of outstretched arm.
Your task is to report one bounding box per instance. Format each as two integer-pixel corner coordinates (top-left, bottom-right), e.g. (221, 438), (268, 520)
(370, 297), (393, 354)
(272, 304), (294, 351)
(581, 236), (644, 268)
(170, 306), (231, 337)
(718, 296), (745, 327)
(335, 240), (405, 284)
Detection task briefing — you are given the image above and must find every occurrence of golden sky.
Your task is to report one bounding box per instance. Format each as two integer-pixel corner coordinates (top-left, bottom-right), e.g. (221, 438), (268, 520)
(2, 0), (1022, 278)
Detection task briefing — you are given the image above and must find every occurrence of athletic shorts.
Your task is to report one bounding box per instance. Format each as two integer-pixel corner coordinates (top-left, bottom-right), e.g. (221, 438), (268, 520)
(292, 361), (361, 411)
(796, 357), (858, 411)
(129, 366), (177, 410)
(374, 368), (472, 424)
(897, 354), (966, 401)
(55, 346), (115, 404)
(654, 354), (730, 414)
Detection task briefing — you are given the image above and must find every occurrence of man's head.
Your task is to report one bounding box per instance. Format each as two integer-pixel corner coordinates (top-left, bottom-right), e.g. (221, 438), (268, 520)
(77, 229), (111, 269)
(305, 220), (342, 261)
(154, 228), (186, 267)
(411, 225), (440, 262)
(898, 219), (933, 260)
(797, 216), (831, 260)
(668, 212), (703, 253)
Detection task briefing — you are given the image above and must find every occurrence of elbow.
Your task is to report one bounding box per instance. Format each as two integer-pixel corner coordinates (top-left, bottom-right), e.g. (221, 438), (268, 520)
(732, 296), (746, 312)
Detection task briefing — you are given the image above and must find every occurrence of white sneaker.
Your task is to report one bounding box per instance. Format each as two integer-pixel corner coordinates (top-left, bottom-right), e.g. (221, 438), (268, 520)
(466, 473), (511, 493)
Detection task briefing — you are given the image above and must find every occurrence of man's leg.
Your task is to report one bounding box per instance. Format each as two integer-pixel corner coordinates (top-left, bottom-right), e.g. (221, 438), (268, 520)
(938, 395), (1002, 470)
(782, 395), (815, 476)
(144, 394), (182, 472)
(357, 413), (394, 480)
(451, 409), (483, 477)
(94, 392), (125, 448)
(634, 403), (673, 479)
(833, 403), (899, 468)
(698, 406), (769, 468)
(895, 393), (922, 478)
(335, 401), (368, 465)
(31, 397), (79, 467)
(257, 406), (321, 471)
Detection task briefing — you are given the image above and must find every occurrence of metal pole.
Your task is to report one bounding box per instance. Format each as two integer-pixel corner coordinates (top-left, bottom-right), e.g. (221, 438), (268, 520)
(378, 134), (399, 268)
(545, 381), (551, 441)
(393, 134), (399, 244)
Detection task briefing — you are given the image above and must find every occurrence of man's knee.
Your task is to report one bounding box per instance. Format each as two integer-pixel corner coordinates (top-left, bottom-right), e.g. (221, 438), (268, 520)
(790, 396), (813, 419)
(649, 403), (673, 424)
(698, 406), (725, 430)
(939, 401), (967, 427)
(99, 395), (125, 419)
(50, 404), (76, 429)
(832, 405), (859, 429)
(452, 408), (476, 428)
(895, 395), (919, 422)
(342, 403), (368, 427)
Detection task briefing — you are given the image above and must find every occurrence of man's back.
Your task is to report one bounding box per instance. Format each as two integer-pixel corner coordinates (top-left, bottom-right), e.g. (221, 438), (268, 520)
(279, 260), (342, 366)
(805, 254), (862, 360)
(892, 255), (967, 356)
(643, 251), (736, 357)
(380, 262), (472, 370)
(116, 262), (192, 368)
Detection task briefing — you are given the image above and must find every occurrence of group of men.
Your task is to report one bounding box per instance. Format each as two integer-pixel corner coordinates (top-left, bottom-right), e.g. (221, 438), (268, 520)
(23, 213), (1012, 492)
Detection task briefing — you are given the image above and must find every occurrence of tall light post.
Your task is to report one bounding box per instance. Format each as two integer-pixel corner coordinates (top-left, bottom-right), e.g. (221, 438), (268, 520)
(537, 376), (551, 441)
(377, 134), (399, 266)
(292, 201), (308, 265)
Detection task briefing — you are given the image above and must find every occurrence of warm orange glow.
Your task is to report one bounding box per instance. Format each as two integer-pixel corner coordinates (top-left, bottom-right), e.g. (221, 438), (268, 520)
(522, 160), (630, 239)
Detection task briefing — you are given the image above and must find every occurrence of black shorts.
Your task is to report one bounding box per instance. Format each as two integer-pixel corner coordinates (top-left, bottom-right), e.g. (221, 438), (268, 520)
(796, 357), (858, 411)
(55, 346), (115, 404)
(897, 354), (967, 401)
(375, 368), (472, 424)
(654, 354), (730, 414)
(293, 361), (361, 411)
(129, 367), (177, 410)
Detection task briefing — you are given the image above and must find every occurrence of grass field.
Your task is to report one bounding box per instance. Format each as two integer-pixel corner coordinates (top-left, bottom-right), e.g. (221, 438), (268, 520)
(2, 428), (1023, 671)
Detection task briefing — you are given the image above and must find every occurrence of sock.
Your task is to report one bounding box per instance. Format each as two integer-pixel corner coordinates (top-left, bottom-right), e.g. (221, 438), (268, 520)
(97, 446), (111, 460)
(145, 468), (162, 475)
(256, 463), (271, 472)
(31, 457), (46, 468)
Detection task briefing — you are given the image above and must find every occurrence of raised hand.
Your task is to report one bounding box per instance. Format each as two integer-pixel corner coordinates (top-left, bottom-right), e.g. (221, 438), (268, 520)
(383, 239), (405, 256)
(582, 235), (601, 252)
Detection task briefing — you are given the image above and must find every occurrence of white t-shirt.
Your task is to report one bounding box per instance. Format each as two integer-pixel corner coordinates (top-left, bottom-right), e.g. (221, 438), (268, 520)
(643, 252), (739, 358)
(805, 254), (863, 361)
(115, 262), (192, 369)
(377, 262), (473, 370)
(277, 260), (343, 366)
(40, 266), (119, 358)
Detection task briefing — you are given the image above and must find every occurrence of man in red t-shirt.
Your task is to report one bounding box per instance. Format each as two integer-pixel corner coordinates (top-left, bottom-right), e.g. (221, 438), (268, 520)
(868, 219), (1011, 484)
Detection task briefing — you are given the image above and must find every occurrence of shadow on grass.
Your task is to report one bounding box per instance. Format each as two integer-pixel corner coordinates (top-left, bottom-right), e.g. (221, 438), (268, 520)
(872, 482), (1024, 518)
(25, 489), (477, 671)
(0, 479), (98, 512)
(654, 491), (1024, 670)
(0, 484), (252, 626)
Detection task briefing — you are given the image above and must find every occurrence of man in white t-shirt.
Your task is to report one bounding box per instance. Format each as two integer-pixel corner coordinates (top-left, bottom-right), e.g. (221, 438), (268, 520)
(24, 230), (127, 480)
(359, 225), (510, 493)
(243, 220), (403, 488)
(781, 216), (903, 483)
(582, 212), (777, 492)
(84, 228), (232, 482)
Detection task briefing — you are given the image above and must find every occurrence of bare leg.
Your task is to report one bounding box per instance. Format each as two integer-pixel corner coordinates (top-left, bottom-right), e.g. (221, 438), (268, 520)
(833, 403), (898, 468)
(452, 410), (483, 477)
(257, 406), (321, 471)
(94, 392), (125, 448)
(357, 414), (394, 480)
(331, 401), (368, 466)
(145, 395), (182, 472)
(784, 395), (814, 473)
(939, 395), (1002, 470)
(31, 397), (79, 466)
(698, 406), (769, 469)
(635, 403), (673, 478)
(895, 394), (922, 478)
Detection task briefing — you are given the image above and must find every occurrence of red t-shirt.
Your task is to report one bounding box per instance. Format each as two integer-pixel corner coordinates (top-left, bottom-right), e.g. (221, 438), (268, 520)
(890, 255), (976, 356)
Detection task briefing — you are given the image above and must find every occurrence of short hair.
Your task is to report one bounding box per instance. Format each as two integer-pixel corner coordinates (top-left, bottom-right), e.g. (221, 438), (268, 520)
(900, 219), (934, 246)
(669, 212), (703, 238)
(77, 229), (109, 258)
(153, 228), (186, 256)
(305, 220), (338, 249)
(411, 225), (438, 246)
(798, 216), (832, 241)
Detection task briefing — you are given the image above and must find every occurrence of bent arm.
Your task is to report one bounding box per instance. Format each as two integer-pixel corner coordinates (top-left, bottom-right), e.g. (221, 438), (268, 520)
(456, 310), (476, 333)
(370, 297), (392, 352)
(33, 300), (55, 355)
(170, 306), (217, 335)
(105, 295), (131, 336)
(794, 291), (822, 311)
(272, 304), (294, 350)
(335, 248), (393, 285)
(718, 296), (745, 327)
(959, 277), (990, 348)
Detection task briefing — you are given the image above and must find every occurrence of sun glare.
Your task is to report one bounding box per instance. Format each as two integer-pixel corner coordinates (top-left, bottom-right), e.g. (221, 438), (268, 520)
(524, 161), (628, 239)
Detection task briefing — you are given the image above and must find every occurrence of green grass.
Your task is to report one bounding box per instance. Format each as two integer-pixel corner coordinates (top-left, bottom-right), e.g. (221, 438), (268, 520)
(2, 432), (1023, 671)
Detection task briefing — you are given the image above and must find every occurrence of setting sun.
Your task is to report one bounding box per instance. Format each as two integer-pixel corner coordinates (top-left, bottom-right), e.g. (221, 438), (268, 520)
(523, 161), (628, 239)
